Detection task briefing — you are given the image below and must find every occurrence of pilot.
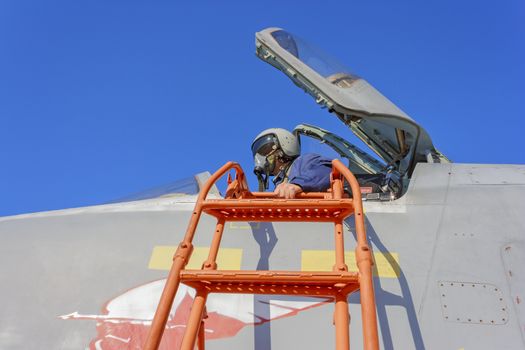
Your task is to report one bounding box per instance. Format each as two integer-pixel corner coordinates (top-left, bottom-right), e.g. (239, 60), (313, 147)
(252, 128), (332, 198)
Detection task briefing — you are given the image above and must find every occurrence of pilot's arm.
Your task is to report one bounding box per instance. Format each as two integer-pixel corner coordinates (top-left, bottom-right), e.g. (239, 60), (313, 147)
(274, 153), (332, 198)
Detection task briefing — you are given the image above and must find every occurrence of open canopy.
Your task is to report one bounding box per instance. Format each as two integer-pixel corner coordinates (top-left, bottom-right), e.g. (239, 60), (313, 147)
(255, 27), (447, 176)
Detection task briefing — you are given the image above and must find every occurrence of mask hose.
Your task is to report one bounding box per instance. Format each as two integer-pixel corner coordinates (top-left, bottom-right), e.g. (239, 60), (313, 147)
(256, 173), (266, 192)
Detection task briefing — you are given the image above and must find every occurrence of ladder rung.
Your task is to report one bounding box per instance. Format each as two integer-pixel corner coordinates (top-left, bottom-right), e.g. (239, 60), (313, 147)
(180, 270), (360, 296)
(202, 199), (355, 221)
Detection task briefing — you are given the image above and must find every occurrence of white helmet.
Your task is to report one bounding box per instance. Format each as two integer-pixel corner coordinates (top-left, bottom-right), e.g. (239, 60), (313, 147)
(251, 128), (300, 159)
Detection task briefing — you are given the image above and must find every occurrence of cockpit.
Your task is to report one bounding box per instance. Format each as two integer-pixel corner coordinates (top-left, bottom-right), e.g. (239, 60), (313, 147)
(293, 124), (402, 201)
(256, 28), (449, 200)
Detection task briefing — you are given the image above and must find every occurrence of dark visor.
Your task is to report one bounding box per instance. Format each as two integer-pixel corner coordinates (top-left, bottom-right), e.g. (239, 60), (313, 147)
(251, 134), (279, 157)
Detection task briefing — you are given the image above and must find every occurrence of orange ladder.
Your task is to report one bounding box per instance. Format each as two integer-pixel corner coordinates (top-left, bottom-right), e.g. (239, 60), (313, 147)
(144, 159), (379, 350)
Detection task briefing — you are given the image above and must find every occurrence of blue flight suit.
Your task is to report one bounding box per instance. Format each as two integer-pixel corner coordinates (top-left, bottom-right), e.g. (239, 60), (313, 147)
(274, 153), (333, 192)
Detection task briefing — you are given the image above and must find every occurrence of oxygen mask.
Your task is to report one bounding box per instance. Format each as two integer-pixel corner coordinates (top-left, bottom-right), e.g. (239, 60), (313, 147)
(253, 150), (278, 191)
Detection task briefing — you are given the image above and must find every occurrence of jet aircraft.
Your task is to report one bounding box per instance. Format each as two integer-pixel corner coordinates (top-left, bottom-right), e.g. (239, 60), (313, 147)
(1, 27), (524, 349)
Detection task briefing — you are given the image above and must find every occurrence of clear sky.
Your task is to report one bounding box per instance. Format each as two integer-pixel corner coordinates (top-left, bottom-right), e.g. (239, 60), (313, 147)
(1, 1), (524, 216)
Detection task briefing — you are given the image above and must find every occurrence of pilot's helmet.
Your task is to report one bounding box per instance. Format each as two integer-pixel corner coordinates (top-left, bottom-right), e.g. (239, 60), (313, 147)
(251, 128), (300, 160)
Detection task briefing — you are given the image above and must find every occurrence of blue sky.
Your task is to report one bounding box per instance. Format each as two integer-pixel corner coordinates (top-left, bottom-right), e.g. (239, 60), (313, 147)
(1, 1), (524, 216)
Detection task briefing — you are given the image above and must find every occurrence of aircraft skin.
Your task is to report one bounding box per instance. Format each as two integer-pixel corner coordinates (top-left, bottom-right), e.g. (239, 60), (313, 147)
(1, 28), (525, 350)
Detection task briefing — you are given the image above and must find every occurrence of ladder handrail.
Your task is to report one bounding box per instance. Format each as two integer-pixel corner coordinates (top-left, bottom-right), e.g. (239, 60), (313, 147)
(143, 162), (243, 350)
(196, 161), (246, 202)
(332, 159), (379, 350)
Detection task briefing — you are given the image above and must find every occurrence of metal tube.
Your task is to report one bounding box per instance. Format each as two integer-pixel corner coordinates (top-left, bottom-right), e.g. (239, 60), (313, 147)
(144, 255), (187, 350)
(180, 290), (208, 350)
(332, 159), (379, 350)
(357, 254), (378, 350)
(334, 293), (350, 350)
(203, 218), (226, 270)
(334, 220), (348, 272)
(197, 320), (206, 350)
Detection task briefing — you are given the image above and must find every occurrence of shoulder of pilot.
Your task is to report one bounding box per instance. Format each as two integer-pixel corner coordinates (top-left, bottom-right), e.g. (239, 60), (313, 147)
(295, 153), (332, 163)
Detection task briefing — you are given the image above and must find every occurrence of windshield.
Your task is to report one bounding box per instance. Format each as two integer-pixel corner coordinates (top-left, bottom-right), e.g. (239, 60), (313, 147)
(271, 29), (359, 83)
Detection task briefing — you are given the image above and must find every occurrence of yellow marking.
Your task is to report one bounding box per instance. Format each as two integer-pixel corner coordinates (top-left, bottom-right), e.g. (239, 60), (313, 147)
(148, 246), (243, 270)
(229, 222), (260, 229)
(301, 250), (400, 278)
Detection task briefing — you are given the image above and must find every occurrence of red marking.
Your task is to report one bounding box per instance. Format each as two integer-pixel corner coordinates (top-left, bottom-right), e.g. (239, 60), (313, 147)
(62, 280), (329, 349)
(88, 293), (247, 349)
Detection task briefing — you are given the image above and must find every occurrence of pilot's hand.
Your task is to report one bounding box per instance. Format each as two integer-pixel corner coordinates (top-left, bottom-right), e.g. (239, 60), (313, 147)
(274, 183), (303, 199)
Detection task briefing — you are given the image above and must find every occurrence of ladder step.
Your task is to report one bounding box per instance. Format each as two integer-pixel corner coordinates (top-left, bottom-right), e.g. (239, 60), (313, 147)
(180, 270), (360, 296)
(202, 199), (355, 221)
